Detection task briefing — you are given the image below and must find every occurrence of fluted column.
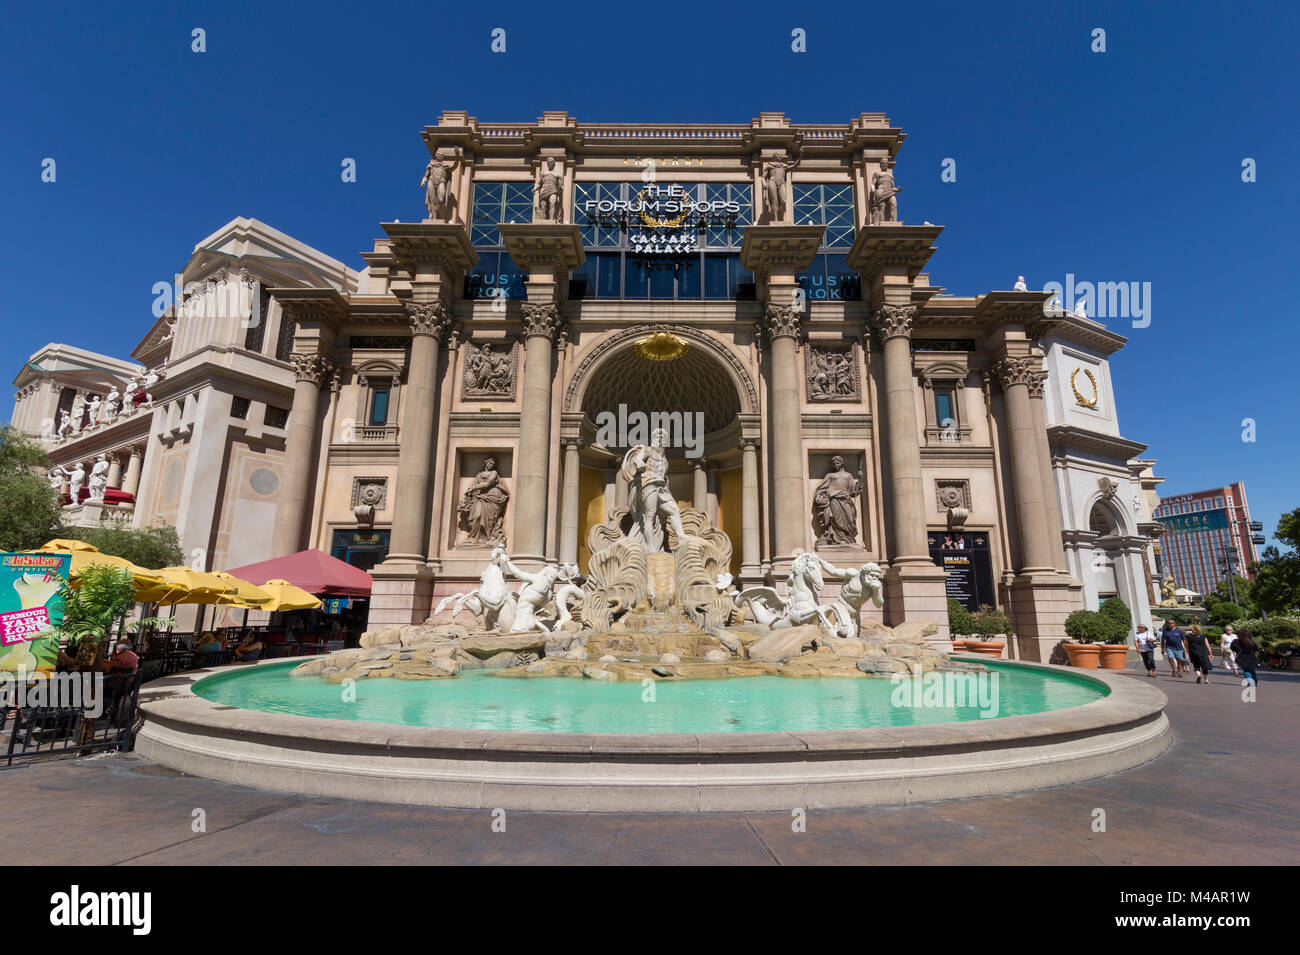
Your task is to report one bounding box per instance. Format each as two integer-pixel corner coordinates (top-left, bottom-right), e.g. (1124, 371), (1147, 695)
(872, 303), (930, 562)
(271, 353), (332, 556)
(514, 303), (564, 560)
(996, 356), (1055, 574)
(387, 302), (453, 563)
(1027, 369), (1068, 573)
(761, 304), (806, 561)
(740, 436), (761, 575)
(692, 456), (709, 511)
(121, 445), (143, 498)
(559, 437), (582, 565)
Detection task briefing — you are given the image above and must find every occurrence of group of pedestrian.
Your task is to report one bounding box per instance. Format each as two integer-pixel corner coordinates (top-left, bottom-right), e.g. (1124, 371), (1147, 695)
(1133, 619), (1258, 687)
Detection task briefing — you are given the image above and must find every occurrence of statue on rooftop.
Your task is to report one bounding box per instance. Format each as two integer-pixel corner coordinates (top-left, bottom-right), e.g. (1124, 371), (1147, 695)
(533, 157), (565, 223)
(870, 157), (900, 224)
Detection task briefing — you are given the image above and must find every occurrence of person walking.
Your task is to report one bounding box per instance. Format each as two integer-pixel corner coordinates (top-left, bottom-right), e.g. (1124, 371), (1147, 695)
(1134, 624), (1158, 677)
(1220, 625), (1242, 677)
(1185, 624), (1214, 685)
(1160, 619), (1187, 677)
(1231, 630), (1259, 688)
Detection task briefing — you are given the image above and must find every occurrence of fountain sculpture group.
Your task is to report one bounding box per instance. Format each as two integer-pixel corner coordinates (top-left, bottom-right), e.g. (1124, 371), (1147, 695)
(294, 431), (974, 685)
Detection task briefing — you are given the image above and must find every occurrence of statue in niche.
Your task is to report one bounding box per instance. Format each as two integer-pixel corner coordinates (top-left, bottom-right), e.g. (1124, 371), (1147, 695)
(812, 455), (862, 546)
(870, 157), (900, 225)
(457, 456), (510, 545)
(462, 342), (514, 398)
(420, 155), (455, 221)
(806, 346), (856, 400)
(621, 428), (686, 553)
(533, 157), (565, 223)
(762, 153), (800, 223)
(56, 411), (72, 438)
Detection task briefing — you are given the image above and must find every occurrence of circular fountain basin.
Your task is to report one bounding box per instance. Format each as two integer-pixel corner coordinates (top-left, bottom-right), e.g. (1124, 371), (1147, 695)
(136, 658), (1171, 811)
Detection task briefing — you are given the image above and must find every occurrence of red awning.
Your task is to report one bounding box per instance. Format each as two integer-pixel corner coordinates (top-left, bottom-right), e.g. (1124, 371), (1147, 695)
(224, 549), (372, 597)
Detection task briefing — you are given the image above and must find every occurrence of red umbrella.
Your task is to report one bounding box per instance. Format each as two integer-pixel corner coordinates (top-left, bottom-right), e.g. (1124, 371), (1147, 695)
(224, 549), (372, 597)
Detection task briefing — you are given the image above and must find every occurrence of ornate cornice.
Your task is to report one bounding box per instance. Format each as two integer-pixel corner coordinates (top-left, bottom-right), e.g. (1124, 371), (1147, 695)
(993, 355), (1038, 391)
(291, 353), (334, 386)
(872, 303), (916, 341)
(758, 303), (801, 342)
(404, 301), (454, 340)
(520, 302), (565, 340)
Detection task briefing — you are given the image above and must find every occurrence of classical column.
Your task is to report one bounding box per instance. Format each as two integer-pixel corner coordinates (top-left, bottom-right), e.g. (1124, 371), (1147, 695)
(270, 352), (332, 556)
(121, 445), (144, 498)
(995, 356), (1055, 574)
(740, 436), (761, 576)
(514, 303), (564, 560)
(872, 303), (930, 562)
(106, 452), (123, 489)
(1028, 368), (1068, 573)
(386, 301), (453, 564)
(692, 456), (709, 511)
(559, 436), (582, 565)
(761, 304), (807, 561)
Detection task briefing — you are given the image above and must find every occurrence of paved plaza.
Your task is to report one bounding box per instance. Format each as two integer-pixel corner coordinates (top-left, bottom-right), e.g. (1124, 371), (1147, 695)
(5, 664), (1296, 866)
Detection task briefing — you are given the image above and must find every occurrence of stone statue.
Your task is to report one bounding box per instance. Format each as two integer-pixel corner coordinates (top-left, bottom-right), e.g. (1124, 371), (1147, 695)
(1014, 275), (1028, 291)
(66, 462), (85, 503)
(551, 563), (585, 630)
(85, 396), (101, 427)
(462, 342), (514, 397)
(56, 411), (72, 438)
(434, 546), (517, 632)
(47, 468), (67, 495)
(1157, 574), (1179, 607)
(102, 387), (121, 424)
(87, 455), (110, 503)
(420, 155), (454, 221)
(70, 394), (85, 430)
(457, 457), (510, 545)
(812, 455), (862, 546)
(806, 347), (856, 400)
(140, 369), (161, 405)
(502, 556), (562, 634)
(738, 551), (840, 638)
(533, 157), (565, 223)
(869, 157), (900, 225)
(621, 428), (686, 553)
(762, 153), (800, 223)
(821, 560), (884, 639)
(124, 376), (142, 411)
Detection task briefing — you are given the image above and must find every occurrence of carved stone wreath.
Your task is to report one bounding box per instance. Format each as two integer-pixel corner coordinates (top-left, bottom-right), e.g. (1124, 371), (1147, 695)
(351, 478), (387, 525)
(935, 479), (971, 512)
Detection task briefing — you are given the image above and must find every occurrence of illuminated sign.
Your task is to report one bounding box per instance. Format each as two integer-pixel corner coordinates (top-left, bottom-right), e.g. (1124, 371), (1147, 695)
(1156, 509), (1229, 532)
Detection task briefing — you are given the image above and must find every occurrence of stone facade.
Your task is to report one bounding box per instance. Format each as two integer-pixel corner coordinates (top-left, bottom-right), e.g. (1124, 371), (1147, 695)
(10, 112), (1162, 660)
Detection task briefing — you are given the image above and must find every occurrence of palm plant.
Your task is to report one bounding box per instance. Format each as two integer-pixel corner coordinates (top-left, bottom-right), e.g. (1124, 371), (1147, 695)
(57, 565), (138, 669)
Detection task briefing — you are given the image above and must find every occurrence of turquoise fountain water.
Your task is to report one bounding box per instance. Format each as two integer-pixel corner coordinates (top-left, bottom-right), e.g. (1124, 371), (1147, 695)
(193, 659), (1107, 734)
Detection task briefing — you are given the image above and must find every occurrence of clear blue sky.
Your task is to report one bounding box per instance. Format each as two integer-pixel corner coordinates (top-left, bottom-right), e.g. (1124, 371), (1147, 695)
(2, 0), (1295, 549)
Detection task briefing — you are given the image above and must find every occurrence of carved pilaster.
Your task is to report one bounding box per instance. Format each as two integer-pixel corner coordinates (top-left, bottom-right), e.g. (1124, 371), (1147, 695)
(405, 301), (454, 340)
(871, 303), (916, 342)
(290, 353), (334, 386)
(521, 302), (564, 340)
(758, 303), (801, 342)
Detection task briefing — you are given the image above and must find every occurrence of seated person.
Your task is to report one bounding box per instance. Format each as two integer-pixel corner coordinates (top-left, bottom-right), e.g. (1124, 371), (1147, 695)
(104, 640), (139, 673)
(233, 634), (263, 662)
(196, 631), (224, 665)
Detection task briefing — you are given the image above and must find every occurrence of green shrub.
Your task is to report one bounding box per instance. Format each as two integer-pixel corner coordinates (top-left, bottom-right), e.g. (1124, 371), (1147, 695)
(947, 598), (974, 636)
(971, 603), (1012, 637)
(1230, 617), (1300, 646)
(1209, 601), (1245, 627)
(1066, 607), (1128, 644)
(1099, 596), (1131, 629)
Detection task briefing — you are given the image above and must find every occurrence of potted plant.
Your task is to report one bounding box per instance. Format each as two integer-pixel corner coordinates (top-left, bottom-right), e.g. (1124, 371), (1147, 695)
(55, 565), (139, 742)
(947, 598), (974, 650)
(966, 604), (1010, 657)
(1096, 597), (1133, 669)
(1062, 610), (1106, 668)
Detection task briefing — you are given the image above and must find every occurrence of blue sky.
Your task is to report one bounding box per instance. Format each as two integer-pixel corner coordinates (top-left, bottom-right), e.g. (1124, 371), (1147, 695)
(2, 0), (1295, 550)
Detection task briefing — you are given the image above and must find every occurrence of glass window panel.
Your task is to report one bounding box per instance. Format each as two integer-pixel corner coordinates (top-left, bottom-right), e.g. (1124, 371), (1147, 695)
(596, 254), (621, 298)
(729, 257), (754, 299)
(648, 262), (676, 299)
(677, 256), (701, 299)
(934, 390), (954, 426)
(703, 256), (729, 299)
(793, 183), (857, 249)
(624, 258), (650, 299)
(471, 182), (504, 246)
(369, 388), (390, 427)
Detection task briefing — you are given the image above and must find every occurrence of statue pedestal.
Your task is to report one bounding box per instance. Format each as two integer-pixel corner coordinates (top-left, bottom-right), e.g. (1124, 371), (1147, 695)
(368, 562), (436, 627)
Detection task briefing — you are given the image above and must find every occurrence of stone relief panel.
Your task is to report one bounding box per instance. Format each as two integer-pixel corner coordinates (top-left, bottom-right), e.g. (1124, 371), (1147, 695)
(461, 341), (517, 400)
(804, 343), (861, 402)
(935, 478), (971, 530)
(351, 477), (388, 525)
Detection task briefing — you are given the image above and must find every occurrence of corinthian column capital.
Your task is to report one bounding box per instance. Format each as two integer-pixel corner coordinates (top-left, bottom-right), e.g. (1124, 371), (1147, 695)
(758, 303), (801, 342)
(993, 355), (1039, 391)
(871, 303), (916, 341)
(405, 300), (454, 340)
(521, 302), (564, 340)
(290, 353), (334, 386)
(1025, 368), (1049, 400)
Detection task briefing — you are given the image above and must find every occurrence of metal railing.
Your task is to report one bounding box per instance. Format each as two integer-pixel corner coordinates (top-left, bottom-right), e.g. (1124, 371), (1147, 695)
(1, 670), (142, 768)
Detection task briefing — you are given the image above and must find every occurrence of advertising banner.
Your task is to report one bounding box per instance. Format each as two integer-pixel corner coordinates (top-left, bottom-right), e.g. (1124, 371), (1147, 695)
(0, 552), (71, 673)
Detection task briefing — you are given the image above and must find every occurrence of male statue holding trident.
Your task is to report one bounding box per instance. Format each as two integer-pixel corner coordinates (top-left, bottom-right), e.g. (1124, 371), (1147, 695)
(621, 428), (686, 553)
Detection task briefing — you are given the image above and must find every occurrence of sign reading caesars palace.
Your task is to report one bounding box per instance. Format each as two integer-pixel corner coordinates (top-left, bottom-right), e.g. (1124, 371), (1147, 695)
(14, 111), (1163, 660)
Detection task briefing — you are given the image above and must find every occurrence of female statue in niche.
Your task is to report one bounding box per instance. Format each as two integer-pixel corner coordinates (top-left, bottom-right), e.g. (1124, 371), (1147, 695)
(812, 455), (862, 546)
(457, 456), (510, 545)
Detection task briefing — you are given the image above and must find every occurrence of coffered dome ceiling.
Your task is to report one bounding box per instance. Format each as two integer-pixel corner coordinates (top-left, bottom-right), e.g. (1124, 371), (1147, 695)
(581, 345), (740, 435)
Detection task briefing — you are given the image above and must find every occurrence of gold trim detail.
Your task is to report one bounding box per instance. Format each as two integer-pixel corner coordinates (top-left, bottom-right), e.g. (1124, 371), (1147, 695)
(1070, 367), (1099, 408)
(633, 331), (690, 362)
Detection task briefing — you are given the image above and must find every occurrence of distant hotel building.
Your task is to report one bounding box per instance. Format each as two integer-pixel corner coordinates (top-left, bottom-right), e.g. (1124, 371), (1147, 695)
(1154, 482), (1261, 597)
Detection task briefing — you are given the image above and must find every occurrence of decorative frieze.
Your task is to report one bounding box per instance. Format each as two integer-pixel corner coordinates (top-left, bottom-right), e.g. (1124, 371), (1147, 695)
(462, 341), (517, 399)
(351, 477), (388, 525)
(804, 343), (860, 401)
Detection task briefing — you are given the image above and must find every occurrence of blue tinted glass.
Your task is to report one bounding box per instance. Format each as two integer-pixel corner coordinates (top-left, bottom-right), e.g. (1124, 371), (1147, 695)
(624, 258), (649, 298)
(703, 256), (729, 299)
(370, 388), (390, 426)
(649, 262), (675, 299)
(729, 257), (754, 298)
(596, 254), (621, 298)
(934, 390), (953, 425)
(471, 182), (504, 246)
(677, 256), (701, 299)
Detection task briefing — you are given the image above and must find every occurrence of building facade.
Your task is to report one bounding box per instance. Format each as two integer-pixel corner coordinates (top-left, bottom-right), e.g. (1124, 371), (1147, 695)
(1154, 482), (1260, 597)
(13, 111), (1168, 660)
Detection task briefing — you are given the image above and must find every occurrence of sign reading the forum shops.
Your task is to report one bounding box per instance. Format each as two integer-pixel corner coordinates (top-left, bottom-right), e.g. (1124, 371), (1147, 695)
(0, 552), (71, 673)
(581, 184), (740, 255)
(928, 533), (995, 612)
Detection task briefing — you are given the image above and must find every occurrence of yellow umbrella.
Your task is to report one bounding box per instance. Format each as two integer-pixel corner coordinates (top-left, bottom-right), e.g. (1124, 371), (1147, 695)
(209, 571), (273, 608)
(150, 566), (238, 605)
(37, 540), (163, 590)
(257, 579), (322, 611)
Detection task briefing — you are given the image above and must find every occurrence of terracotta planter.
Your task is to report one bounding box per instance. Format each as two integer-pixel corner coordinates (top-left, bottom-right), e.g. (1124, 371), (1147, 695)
(965, 641), (1005, 658)
(1097, 645), (1129, 669)
(1063, 643), (1101, 668)
(950, 639), (971, 651)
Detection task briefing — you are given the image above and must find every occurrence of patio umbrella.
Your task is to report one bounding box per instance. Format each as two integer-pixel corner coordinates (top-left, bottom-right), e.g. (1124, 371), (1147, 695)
(37, 540), (164, 592)
(257, 579), (323, 611)
(209, 571), (273, 608)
